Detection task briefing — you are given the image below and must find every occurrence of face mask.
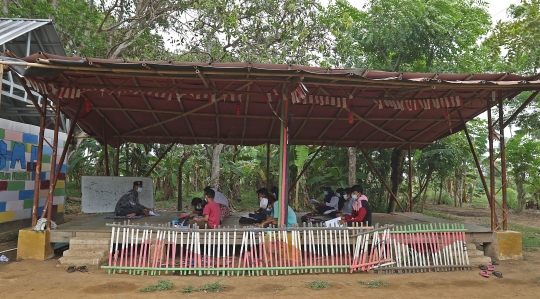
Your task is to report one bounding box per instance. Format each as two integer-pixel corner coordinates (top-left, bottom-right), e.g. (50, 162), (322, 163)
(272, 193), (276, 197)
(343, 195), (348, 200)
(137, 187), (143, 193)
(352, 194), (358, 200)
(266, 208), (272, 212)
(195, 206), (203, 211)
(324, 191), (328, 195)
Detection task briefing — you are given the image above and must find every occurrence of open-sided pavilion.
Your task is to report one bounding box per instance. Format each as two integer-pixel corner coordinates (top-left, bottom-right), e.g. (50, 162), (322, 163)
(2, 52), (540, 233)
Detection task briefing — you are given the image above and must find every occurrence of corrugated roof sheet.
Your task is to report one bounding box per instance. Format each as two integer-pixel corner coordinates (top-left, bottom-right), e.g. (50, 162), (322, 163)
(3, 53), (540, 149)
(0, 18), (65, 56)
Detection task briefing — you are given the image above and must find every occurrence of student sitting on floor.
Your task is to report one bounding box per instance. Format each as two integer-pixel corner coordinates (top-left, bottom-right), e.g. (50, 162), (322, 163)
(339, 187), (354, 217)
(114, 181), (151, 217)
(340, 184), (372, 226)
(314, 186), (339, 215)
(188, 197), (206, 217)
(204, 186), (231, 219)
(193, 188), (221, 229)
(256, 199), (297, 228)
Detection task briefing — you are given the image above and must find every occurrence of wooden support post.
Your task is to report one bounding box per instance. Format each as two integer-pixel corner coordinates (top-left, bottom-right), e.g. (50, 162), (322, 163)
(487, 92), (498, 231)
(458, 111), (491, 205)
(31, 96), (47, 227)
(502, 90), (539, 129)
(50, 100), (84, 190)
(115, 145), (120, 176)
(266, 142), (271, 189)
(42, 100), (61, 228)
(144, 143), (176, 177)
(360, 148), (405, 212)
(288, 144), (324, 194)
(408, 145), (413, 212)
(278, 94), (290, 227)
(498, 96), (508, 230)
(104, 124), (110, 176)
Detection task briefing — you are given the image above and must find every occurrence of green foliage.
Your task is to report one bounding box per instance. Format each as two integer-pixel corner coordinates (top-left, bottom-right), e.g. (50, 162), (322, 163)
(507, 223), (540, 250)
(179, 285), (197, 294)
(197, 281), (225, 293)
(306, 280), (333, 290)
(357, 280), (388, 289)
(139, 280), (174, 293)
(326, 0), (491, 72)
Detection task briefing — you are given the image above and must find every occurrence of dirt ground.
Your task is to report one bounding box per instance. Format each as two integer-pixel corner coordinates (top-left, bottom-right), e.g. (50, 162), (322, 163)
(1, 205), (540, 298)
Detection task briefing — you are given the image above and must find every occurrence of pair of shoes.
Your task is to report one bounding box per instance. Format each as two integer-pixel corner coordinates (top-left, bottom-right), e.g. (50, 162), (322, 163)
(479, 270), (490, 278)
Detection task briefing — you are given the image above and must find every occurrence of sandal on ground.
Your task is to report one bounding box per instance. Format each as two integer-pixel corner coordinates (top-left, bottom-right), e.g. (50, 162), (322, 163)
(492, 271), (503, 278)
(487, 264), (495, 271)
(479, 270), (490, 278)
(66, 266), (76, 273)
(77, 266), (88, 272)
(479, 264), (487, 270)
(491, 260), (499, 265)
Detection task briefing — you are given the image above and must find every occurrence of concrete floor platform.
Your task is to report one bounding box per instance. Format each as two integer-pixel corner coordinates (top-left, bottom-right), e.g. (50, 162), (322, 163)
(49, 211), (492, 244)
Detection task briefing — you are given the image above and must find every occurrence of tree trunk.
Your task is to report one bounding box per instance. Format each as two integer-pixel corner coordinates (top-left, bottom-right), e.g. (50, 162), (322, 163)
(387, 148), (405, 213)
(516, 172), (526, 211)
(228, 146), (241, 201)
(348, 147), (356, 187)
(438, 176), (444, 205)
(2, 0), (9, 15)
(210, 144), (224, 188)
(177, 147), (193, 211)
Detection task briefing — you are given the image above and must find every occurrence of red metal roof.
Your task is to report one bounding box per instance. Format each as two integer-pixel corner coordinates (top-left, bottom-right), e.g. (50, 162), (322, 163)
(4, 52), (540, 149)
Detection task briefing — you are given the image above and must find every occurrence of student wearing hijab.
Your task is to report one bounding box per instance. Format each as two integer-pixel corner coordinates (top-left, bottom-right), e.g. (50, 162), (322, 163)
(314, 186), (339, 215)
(340, 184), (372, 226)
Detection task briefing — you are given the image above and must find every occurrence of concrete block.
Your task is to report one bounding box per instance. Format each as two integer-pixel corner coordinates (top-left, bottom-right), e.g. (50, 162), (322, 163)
(62, 249), (106, 258)
(70, 237), (110, 246)
(81, 176), (154, 213)
(17, 229), (54, 260)
(58, 256), (106, 267)
(468, 256), (492, 265)
(497, 230), (522, 260)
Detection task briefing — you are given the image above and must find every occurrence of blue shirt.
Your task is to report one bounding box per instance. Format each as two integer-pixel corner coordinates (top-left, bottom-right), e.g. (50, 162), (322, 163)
(271, 201), (298, 227)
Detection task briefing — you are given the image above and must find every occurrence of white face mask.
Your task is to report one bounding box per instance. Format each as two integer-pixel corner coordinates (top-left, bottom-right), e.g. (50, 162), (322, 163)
(343, 194), (348, 200)
(137, 187), (143, 193)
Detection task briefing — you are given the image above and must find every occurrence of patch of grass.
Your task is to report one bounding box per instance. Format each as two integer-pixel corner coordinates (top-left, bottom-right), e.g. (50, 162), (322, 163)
(357, 280), (388, 289)
(507, 223), (540, 250)
(198, 281), (225, 293)
(306, 280), (333, 290)
(179, 285), (197, 294)
(423, 210), (458, 221)
(139, 280), (174, 293)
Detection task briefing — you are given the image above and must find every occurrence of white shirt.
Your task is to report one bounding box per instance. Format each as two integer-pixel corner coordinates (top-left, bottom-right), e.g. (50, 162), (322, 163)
(212, 188), (229, 207)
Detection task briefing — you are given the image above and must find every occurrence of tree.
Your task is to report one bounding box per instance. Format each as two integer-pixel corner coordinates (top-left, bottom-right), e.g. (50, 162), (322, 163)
(326, 0), (491, 72)
(506, 133), (540, 210)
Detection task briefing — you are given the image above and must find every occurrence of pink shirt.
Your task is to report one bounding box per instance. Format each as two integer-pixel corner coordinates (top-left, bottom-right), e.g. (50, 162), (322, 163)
(203, 201), (221, 229)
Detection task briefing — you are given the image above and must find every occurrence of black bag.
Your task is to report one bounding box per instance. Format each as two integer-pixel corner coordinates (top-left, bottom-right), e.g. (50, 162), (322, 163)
(239, 216), (261, 224)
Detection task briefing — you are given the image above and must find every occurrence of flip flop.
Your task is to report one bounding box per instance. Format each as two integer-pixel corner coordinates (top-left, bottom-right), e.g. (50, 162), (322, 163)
(492, 271), (503, 278)
(491, 260), (499, 265)
(479, 270), (490, 278)
(77, 266), (88, 273)
(487, 265), (495, 271)
(479, 264), (487, 270)
(66, 266), (76, 273)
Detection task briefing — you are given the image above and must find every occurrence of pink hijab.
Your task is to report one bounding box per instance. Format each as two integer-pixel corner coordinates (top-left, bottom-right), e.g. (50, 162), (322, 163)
(352, 194), (368, 211)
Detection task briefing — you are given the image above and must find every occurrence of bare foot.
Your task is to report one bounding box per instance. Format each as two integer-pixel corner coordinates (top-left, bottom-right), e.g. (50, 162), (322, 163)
(126, 213), (136, 217)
